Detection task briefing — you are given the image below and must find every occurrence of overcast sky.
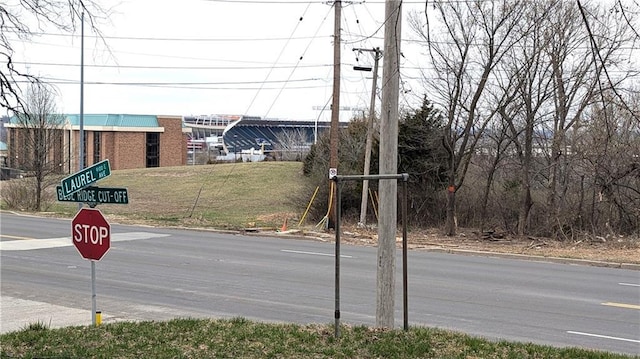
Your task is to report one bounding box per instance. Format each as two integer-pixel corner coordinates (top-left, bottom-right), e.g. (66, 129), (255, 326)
(11, 0), (638, 122)
(12, 0), (428, 121)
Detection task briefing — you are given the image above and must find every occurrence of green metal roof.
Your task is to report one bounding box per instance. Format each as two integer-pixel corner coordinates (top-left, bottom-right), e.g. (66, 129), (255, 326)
(65, 114), (159, 127)
(8, 114), (65, 125)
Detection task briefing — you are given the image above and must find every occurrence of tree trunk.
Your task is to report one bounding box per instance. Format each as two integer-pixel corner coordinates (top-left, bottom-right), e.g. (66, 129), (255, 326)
(35, 178), (42, 211)
(445, 182), (456, 236)
(547, 135), (562, 235)
(517, 123), (534, 236)
(480, 156), (500, 232)
(517, 184), (532, 236)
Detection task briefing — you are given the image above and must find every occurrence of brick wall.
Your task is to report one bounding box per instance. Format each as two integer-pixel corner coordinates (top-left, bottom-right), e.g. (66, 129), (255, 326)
(86, 132), (95, 166)
(157, 115), (188, 167)
(102, 132), (116, 169)
(112, 132), (146, 170)
(72, 130), (146, 170)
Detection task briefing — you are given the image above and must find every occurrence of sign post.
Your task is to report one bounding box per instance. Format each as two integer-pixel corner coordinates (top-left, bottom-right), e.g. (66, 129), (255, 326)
(61, 158), (125, 326)
(72, 207), (111, 326)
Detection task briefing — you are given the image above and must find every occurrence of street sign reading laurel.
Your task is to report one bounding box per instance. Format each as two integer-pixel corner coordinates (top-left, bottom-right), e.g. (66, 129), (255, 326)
(60, 159), (111, 197)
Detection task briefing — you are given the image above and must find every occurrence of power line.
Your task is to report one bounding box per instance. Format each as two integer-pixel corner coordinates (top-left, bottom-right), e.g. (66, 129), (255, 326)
(27, 32), (331, 42)
(34, 76), (327, 86)
(199, 0), (330, 3)
(12, 61), (333, 70)
(245, 2), (315, 117)
(15, 80), (330, 91)
(20, 39), (307, 65)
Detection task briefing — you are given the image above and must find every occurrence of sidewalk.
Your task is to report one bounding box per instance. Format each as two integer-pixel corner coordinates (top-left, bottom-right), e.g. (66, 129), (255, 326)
(0, 296), (96, 333)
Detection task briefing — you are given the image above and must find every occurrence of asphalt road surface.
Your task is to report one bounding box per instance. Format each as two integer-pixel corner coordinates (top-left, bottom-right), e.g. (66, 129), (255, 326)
(1, 211), (638, 355)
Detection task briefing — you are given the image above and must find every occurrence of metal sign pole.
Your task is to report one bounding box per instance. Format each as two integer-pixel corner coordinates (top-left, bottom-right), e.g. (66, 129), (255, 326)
(91, 260), (96, 326)
(80, 11), (93, 326)
(402, 178), (408, 330)
(332, 173), (410, 332)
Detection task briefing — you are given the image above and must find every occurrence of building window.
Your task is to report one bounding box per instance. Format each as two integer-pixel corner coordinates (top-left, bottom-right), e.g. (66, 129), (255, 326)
(146, 132), (159, 168)
(93, 132), (101, 164)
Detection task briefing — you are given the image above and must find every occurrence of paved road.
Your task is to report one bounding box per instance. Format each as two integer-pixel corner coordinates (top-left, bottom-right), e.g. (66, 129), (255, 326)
(1, 212), (638, 355)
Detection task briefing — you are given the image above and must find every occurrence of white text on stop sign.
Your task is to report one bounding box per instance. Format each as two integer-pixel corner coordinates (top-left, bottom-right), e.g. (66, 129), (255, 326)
(73, 224), (109, 245)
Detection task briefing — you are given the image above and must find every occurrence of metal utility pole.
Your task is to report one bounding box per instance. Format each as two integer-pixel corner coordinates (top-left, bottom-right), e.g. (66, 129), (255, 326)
(376, 0), (402, 329)
(328, 0), (342, 229)
(79, 11), (97, 327)
(353, 47), (382, 227)
(79, 11), (85, 175)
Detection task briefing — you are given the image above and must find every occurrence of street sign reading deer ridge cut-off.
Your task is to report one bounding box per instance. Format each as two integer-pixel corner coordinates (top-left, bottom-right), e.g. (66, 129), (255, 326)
(60, 159), (111, 197)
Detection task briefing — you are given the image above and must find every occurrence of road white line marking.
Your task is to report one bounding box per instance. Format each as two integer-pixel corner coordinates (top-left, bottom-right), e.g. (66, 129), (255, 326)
(281, 249), (353, 258)
(567, 331), (640, 344)
(0, 232), (170, 251)
(0, 234), (34, 240)
(619, 282), (640, 288)
(601, 302), (640, 310)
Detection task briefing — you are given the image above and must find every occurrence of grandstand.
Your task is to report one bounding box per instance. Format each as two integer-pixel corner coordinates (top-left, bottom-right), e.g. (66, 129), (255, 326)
(183, 115), (342, 162)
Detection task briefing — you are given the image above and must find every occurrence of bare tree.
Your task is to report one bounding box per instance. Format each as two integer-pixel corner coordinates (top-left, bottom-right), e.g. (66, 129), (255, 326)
(612, 0), (640, 41)
(542, 1), (637, 236)
(10, 82), (65, 211)
(410, 0), (526, 235)
(273, 128), (311, 161)
(576, 91), (640, 235)
(1, 0), (108, 112)
(494, 0), (557, 236)
(476, 116), (513, 231)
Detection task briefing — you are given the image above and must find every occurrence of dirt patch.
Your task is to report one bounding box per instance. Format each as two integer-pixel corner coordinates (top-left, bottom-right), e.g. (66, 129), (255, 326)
(293, 225), (640, 266)
(256, 212), (298, 224)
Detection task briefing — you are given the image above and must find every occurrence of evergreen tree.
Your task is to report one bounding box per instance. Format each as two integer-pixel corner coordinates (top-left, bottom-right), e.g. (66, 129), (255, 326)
(398, 96), (448, 225)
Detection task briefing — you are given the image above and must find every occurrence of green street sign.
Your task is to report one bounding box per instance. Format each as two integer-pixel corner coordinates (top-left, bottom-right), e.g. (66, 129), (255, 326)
(60, 159), (111, 197)
(57, 186), (128, 205)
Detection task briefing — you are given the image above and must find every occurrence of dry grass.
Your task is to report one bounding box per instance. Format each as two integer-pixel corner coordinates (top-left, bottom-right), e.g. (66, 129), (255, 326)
(334, 226), (640, 265)
(48, 161), (305, 230)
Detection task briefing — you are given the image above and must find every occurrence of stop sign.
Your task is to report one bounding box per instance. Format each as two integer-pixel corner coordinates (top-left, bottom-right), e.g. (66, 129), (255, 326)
(72, 208), (111, 261)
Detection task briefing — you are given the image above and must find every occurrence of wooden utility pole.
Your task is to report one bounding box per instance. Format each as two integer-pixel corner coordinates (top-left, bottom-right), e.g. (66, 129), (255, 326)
(376, 0), (401, 328)
(328, 0), (342, 229)
(355, 47), (382, 227)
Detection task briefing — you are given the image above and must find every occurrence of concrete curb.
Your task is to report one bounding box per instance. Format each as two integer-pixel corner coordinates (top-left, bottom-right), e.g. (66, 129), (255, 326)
(423, 247), (640, 270)
(248, 230), (640, 271)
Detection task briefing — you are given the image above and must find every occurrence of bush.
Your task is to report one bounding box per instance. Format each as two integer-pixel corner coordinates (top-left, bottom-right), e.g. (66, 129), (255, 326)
(1, 178), (54, 211)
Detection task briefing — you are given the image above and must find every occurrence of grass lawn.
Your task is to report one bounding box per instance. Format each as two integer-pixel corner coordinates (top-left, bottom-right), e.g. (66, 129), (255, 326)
(47, 161), (307, 230)
(1, 318), (635, 359)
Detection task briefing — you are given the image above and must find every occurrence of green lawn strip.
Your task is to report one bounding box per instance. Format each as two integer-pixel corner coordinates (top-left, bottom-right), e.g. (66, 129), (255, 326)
(1, 318), (635, 359)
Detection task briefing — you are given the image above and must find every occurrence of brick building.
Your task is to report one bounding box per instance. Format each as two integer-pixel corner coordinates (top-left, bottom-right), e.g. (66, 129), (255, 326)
(5, 114), (191, 173)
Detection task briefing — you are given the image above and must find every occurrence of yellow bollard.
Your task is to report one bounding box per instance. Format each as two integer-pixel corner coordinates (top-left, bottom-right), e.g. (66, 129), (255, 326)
(95, 311), (102, 326)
